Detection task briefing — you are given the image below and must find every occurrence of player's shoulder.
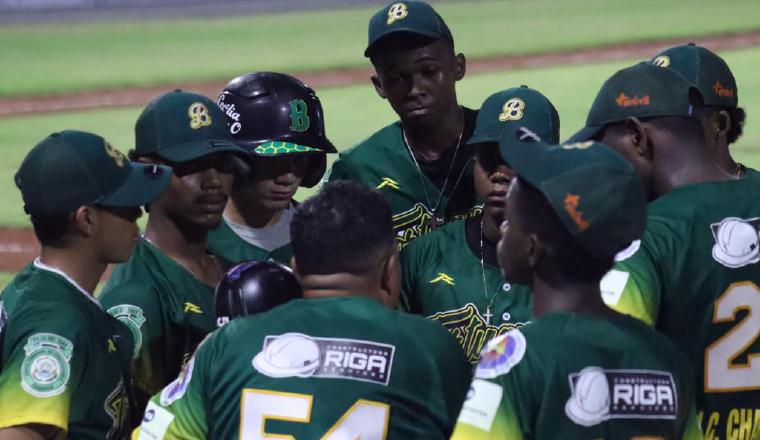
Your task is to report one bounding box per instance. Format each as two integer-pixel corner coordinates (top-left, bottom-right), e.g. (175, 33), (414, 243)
(402, 219), (465, 259)
(338, 120), (403, 162)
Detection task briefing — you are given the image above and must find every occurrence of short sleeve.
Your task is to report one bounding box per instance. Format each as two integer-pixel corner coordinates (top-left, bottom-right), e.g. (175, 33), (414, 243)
(0, 303), (89, 432)
(134, 335), (213, 440)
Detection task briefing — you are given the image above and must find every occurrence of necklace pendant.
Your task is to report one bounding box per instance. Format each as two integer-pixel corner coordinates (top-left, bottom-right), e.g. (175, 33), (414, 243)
(484, 307), (493, 325)
(427, 216), (441, 231)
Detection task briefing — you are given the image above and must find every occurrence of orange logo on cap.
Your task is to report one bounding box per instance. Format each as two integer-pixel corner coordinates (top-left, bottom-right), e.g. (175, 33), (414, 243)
(564, 193), (590, 231)
(616, 93), (650, 108)
(712, 81), (735, 98)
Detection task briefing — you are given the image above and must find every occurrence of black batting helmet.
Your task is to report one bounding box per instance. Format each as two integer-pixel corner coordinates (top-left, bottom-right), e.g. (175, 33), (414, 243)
(214, 260), (302, 327)
(217, 72), (337, 187)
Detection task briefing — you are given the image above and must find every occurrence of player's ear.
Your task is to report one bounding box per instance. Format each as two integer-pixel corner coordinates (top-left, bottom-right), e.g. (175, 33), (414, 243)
(454, 53), (466, 81)
(526, 232), (544, 270)
(73, 205), (96, 237)
(624, 117), (653, 161)
(380, 249), (401, 309)
(371, 74), (387, 100)
(714, 109), (730, 141)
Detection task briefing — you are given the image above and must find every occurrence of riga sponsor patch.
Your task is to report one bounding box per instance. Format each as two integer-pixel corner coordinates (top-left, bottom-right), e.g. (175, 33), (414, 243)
(253, 333), (395, 385)
(710, 217), (760, 268)
(474, 330), (526, 379)
(565, 366), (677, 427)
(21, 333), (73, 398)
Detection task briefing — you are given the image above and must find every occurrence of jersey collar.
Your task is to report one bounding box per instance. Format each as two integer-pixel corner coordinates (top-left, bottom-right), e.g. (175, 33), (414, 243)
(33, 258), (101, 308)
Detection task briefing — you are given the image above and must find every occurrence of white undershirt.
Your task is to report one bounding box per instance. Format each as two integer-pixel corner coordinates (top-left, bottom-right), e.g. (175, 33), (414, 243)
(33, 257), (101, 308)
(224, 203), (294, 252)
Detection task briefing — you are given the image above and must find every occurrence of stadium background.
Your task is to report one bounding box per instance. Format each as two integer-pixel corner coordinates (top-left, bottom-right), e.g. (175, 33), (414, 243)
(0, 0), (758, 286)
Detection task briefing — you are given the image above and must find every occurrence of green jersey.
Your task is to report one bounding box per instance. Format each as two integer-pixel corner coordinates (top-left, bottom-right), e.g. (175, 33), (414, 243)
(99, 239), (226, 405)
(452, 312), (702, 440)
(207, 218), (292, 265)
(601, 178), (760, 439)
(401, 217), (532, 363)
(0, 260), (132, 439)
(325, 108), (481, 248)
(136, 296), (472, 440)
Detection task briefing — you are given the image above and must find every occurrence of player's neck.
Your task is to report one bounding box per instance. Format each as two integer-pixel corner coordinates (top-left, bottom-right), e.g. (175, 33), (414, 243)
(531, 275), (620, 319)
(299, 273), (388, 306)
(225, 195), (284, 229)
(654, 157), (734, 198)
(402, 105), (464, 160)
(482, 212), (500, 244)
(39, 246), (107, 295)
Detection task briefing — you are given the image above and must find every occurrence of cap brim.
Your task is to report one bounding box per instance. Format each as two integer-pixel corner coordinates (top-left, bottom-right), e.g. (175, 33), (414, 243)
(466, 131), (500, 146)
(564, 125), (603, 144)
(99, 163), (172, 207)
(364, 29), (441, 57)
(156, 139), (247, 162)
(253, 141), (323, 157)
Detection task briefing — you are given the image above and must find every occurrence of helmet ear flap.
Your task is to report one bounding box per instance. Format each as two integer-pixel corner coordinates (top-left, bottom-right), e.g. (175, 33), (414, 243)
(301, 154), (327, 188)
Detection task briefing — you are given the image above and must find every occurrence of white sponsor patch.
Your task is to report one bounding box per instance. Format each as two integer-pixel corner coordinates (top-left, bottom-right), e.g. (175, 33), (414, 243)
(137, 401), (175, 440)
(710, 217), (760, 268)
(600, 269), (629, 306)
(457, 379), (504, 431)
(474, 330), (527, 379)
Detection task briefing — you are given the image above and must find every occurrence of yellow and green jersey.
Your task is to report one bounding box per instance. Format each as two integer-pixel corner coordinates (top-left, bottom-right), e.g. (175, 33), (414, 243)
(325, 108), (481, 248)
(401, 217), (532, 363)
(207, 218), (292, 265)
(135, 296), (472, 440)
(0, 260), (132, 439)
(601, 178), (760, 438)
(452, 312), (702, 440)
(99, 239), (228, 407)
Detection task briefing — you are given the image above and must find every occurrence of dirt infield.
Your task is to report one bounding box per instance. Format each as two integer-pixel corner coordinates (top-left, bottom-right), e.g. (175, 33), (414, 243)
(0, 30), (758, 272)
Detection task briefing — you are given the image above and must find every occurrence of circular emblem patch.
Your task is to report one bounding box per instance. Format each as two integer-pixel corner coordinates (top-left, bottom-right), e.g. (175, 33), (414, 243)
(107, 305), (146, 359)
(652, 55), (671, 68)
(475, 329), (526, 379)
(21, 333), (73, 398)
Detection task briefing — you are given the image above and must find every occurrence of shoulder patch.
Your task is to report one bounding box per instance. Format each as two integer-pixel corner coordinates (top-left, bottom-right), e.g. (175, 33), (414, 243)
(107, 304), (146, 359)
(160, 356), (195, 406)
(474, 330), (526, 379)
(710, 217), (760, 268)
(614, 239), (641, 261)
(21, 333), (73, 398)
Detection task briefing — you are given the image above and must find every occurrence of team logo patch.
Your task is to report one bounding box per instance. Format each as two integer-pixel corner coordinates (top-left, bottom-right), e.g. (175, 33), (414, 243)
(217, 94), (242, 134)
(253, 333), (395, 385)
(498, 98), (525, 121)
(712, 80), (735, 98)
(565, 367), (677, 426)
(563, 193), (590, 231)
(652, 55), (670, 68)
(387, 3), (408, 25)
(288, 99), (310, 132)
(21, 333), (73, 398)
(107, 305), (146, 359)
(474, 330), (526, 379)
(160, 356), (195, 406)
(711, 217), (760, 268)
(103, 141), (126, 167)
(615, 93), (650, 107)
(188, 102), (212, 129)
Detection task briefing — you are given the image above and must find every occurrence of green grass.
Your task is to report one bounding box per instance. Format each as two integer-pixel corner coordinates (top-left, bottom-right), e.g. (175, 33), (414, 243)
(1, 0), (760, 97)
(0, 46), (758, 226)
(0, 272), (16, 289)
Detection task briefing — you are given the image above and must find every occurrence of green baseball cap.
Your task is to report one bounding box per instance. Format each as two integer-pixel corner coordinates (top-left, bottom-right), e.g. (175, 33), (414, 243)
(365, 1), (453, 57)
(134, 90), (247, 162)
(15, 130), (172, 217)
(468, 85), (560, 146)
(500, 129), (647, 260)
(566, 62), (701, 143)
(652, 43), (737, 108)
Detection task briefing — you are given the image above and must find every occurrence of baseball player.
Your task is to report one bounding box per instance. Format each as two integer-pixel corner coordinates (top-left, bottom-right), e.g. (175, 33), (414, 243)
(209, 72), (337, 265)
(135, 181), (472, 439)
(326, 0), (480, 248)
(214, 259), (302, 327)
(400, 86), (559, 363)
(651, 43), (759, 179)
(98, 90), (247, 416)
(0, 130), (171, 439)
(452, 134), (701, 439)
(570, 62), (760, 438)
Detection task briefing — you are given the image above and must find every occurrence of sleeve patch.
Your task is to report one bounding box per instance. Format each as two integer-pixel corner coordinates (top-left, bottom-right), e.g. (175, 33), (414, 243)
(137, 401), (175, 440)
(107, 305), (146, 359)
(600, 269), (629, 306)
(160, 356), (195, 406)
(21, 333), (73, 398)
(457, 379), (504, 432)
(474, 330), (526, 379)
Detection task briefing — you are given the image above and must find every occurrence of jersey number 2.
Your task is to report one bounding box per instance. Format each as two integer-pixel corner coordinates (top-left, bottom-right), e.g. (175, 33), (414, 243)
(705, 282), (760, 392)
(240, 389), (389, 439)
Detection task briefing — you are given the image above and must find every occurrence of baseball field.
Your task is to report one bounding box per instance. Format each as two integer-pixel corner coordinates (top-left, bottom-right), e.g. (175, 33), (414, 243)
(0, 0), (759, 285)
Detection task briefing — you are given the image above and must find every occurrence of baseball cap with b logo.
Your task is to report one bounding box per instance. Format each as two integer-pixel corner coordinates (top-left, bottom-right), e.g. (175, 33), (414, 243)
(468, 85), (560, 146)
(500, 130), (647, 260)
(15, 130), (172, 217)
(651, 43), (738, 108)
(365, 1), (453, 57)
(134, 90), (246, 162)
(566, 62), (702, 143)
